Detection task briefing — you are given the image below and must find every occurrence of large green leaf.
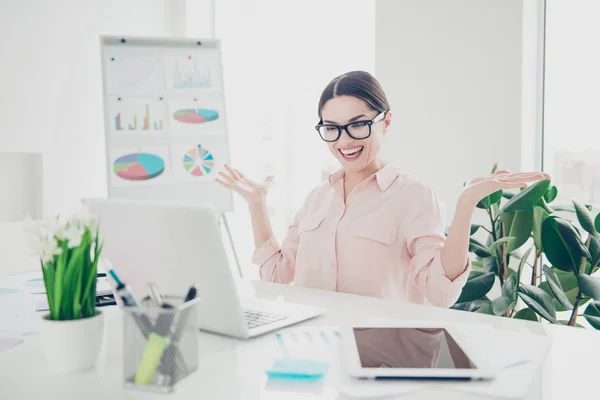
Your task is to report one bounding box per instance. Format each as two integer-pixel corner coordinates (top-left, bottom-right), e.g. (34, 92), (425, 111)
(543, 265), (573, 310)
(577, 274), (600, 300)
(542, 217), (590, 273)
(513, 308), (538, 321)
(471, 259), (485, 271)
(469, 238), (491, 258)
(533, 207), (550, 251)
(589, 236), (600, 269)
(539, 269), (590, 312)
(516, 247), (533, 288)
(544, 185), (558, 203)
(583, 301), (600, 330)
(502, 274), (518, 299)
(500, 208), (534, 253)
(500, 180), (551, 213)
(478, 190), (503, 209)
(482, 256), (499, 275)
(492, 275), (518, 316)
(451, 299), (490, 312)
(489, 237), (515, 254)
(518, 284), (559, 324)
(475, 302), (495, 315)
(572, 199), (599, 238)
(596, 213), (600, 234)
(553, 205), (575, 213)
(492, 296), (514, 316)
(456, 271), (495, 303)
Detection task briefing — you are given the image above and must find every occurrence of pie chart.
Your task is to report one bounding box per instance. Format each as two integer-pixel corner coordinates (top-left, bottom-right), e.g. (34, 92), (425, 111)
(173, 109), (219, 124)
(113, 153), (165, 181)
(183, 145), (214, 177)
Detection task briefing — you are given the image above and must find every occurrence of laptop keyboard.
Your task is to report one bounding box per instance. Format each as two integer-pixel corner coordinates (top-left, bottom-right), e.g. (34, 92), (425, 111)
(243, 309), (287, 329)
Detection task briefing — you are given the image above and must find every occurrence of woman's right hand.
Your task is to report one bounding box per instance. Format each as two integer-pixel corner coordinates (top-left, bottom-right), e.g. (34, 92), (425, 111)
(215, 164), (273, 208)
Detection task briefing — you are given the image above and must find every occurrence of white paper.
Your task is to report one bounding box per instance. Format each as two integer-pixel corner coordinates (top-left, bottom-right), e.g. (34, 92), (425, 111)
(0, 336), (23, 352)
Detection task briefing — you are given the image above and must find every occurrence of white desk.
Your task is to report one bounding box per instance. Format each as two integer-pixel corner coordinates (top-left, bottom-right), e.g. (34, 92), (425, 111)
(0, 280), (597, 399)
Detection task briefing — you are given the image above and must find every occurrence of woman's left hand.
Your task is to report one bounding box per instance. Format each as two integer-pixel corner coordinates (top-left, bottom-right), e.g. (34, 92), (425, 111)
(460, 170), (551, 208)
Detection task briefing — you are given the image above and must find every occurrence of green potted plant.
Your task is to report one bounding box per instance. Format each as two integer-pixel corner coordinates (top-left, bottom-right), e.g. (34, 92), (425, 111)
(453, 164), (600, 329)
(27, 207), (104, 373)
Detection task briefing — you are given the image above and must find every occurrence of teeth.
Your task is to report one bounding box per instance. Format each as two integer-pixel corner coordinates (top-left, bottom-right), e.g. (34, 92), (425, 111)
(340, 147), (363, 155)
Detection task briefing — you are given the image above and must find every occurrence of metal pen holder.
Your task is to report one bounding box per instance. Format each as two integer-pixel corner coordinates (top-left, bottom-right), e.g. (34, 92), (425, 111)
(122, 296), (201, 393)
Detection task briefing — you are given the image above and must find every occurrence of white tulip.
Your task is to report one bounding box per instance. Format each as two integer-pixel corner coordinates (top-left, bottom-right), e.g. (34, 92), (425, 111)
(63, 225), (84, 249)
(39, 237), (63, 264)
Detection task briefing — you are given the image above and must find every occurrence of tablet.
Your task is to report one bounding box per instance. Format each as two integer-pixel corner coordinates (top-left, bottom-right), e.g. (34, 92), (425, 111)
(341, 323), (496, 380)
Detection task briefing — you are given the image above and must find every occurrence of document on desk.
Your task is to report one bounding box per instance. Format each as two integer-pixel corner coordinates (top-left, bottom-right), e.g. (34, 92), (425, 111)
(266, 326), (428, 398)
(0, 336), (23, 353)
(442, 324), (553, 398)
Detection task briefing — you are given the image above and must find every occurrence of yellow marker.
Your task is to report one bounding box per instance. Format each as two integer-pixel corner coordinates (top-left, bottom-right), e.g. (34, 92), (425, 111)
(134, 333), (169, 385)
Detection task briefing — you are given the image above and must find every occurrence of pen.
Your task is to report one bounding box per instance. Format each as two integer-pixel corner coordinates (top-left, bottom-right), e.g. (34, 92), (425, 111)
(107, 268), (153, 337)
(184, 285), (197, 302)
(146, 282), (164, 307)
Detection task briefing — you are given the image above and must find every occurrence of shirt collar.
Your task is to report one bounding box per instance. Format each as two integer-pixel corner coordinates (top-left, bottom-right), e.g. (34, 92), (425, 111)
(328, 164), (400, 192)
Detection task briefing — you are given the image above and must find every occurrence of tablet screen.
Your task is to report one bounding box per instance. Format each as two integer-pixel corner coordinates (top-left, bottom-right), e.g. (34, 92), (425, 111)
(353, 328), (476, 369)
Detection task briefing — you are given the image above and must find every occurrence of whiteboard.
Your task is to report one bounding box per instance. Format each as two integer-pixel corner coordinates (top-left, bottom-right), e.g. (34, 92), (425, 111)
(99, 35), (233, 212)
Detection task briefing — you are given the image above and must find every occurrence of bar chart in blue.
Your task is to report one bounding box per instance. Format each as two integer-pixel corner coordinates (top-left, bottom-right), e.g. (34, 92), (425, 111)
(166, 55), (219, 91)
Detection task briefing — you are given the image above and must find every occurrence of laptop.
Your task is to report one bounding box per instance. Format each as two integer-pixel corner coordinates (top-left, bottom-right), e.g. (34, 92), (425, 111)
(82, 198), (325, 339)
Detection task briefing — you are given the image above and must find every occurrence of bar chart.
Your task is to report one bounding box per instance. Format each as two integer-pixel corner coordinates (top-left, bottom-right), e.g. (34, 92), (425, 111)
(111, 97), (167, 132)
(172, 60), (212, 89)
(166, 55), (219, 91)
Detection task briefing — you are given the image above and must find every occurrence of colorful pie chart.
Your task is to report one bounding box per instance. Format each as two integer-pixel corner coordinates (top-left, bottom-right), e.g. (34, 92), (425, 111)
(113, 153), (165, 181)
(183, 145), (215, 177)
(173, 109), (219, 124)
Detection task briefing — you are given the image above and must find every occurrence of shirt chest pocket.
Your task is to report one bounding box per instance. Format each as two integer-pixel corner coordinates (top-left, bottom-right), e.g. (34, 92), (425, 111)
(298, 216), (326, 236)
(341, 218), (399, 288)
(296, 216), (327, 273)
(349, 219), (398, 246)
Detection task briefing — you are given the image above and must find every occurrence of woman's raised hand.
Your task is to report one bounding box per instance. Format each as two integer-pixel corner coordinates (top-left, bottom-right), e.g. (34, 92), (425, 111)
(215, 165), (273, 207)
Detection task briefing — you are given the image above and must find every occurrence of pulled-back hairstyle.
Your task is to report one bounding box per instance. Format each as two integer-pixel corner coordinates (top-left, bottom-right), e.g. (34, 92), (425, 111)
(317, 71), (391, 122)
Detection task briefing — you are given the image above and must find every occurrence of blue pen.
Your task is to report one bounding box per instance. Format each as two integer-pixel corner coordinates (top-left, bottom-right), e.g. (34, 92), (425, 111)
(107, 268), (153, 336)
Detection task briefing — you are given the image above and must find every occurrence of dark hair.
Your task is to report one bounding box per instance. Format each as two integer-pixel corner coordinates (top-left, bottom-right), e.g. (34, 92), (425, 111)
(317, 70), (391, 122)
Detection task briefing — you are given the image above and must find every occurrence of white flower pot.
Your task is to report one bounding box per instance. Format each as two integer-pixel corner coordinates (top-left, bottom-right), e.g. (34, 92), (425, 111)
(40, 311), (104, 373)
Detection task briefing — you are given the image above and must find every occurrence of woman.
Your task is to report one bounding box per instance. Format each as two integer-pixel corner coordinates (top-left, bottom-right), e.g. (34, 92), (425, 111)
(216, 71), (548, 307)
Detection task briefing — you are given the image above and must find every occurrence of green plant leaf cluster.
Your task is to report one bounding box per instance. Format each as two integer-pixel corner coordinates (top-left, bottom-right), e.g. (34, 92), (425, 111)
(40, 221), (103, 321)
(453, 165), (600, 329)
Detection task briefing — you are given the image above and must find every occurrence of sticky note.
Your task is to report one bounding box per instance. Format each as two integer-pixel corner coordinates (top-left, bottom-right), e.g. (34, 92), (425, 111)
(265, 358), (329, 380)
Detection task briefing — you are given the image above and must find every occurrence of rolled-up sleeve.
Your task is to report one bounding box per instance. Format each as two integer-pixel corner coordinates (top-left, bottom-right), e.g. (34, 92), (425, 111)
(251, 210), (302, 284)
(405, 186), (471, 308)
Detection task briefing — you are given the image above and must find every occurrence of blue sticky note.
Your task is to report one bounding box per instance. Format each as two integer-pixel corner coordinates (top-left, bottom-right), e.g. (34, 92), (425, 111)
(265, 358), (329, 380)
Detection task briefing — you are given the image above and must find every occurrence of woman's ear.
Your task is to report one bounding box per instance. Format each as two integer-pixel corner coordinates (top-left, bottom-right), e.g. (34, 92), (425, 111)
(384, 110), (392, 133)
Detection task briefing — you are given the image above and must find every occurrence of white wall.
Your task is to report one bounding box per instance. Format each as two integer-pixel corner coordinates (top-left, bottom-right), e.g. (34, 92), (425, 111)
(0, 0), (212, 218)
(376, 0), (543, 223)
(0, 0), (214, 274)
(215, 0), (376, 278)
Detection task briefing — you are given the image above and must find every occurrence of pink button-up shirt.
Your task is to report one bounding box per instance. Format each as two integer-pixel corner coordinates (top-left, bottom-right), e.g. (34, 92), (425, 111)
(252, 165), (471, 307)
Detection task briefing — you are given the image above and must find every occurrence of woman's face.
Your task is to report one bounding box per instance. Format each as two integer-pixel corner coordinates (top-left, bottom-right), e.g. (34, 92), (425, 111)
(320, 95), (391, 174)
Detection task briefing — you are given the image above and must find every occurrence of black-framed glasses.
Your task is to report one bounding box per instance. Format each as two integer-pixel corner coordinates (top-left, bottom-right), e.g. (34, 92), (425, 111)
(314, 112), (386, 142)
